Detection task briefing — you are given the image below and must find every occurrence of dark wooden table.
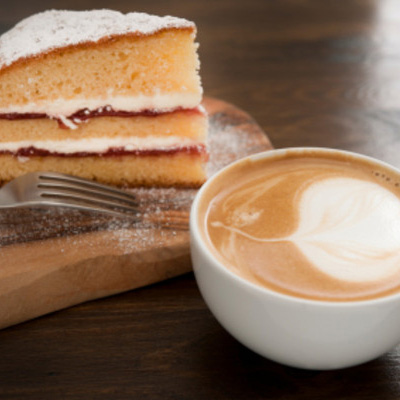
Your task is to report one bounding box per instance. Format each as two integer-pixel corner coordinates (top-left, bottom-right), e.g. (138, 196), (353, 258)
(1, 0), (400, 398)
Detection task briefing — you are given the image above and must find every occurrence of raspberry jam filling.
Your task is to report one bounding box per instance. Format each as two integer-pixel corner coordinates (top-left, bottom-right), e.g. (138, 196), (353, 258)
(0, 105), (205, 129)
(1, 144), (208, 158)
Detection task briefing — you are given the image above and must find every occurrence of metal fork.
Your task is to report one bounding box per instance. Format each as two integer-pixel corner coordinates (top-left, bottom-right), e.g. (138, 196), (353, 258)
(0, 172), (140, 218)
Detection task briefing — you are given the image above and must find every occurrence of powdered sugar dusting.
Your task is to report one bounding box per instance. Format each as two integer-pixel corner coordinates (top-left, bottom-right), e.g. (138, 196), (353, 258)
(0, 9), (195, 69)
(207, 111), (269, 176)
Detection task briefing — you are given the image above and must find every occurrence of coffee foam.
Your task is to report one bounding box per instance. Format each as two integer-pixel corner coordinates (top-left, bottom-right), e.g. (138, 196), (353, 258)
(204, 151), (400, 301)
(291, 177), (400, 282)
(212, 177), (400, 283)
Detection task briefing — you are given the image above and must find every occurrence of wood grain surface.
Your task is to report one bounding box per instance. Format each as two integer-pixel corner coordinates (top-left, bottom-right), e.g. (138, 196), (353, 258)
(1, 1), (400, 399)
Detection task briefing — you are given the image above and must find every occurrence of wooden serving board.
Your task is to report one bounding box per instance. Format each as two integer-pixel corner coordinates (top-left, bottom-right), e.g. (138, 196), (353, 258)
(0, 97), (272, 329)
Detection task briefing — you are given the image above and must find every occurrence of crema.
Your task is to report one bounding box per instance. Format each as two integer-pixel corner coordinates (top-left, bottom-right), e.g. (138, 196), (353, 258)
(201, 150), (400, 301)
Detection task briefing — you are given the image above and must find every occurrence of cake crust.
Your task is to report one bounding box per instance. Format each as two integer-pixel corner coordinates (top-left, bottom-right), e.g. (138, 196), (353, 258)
(0, 152), (208, 187)
(0, 9), (195, 72)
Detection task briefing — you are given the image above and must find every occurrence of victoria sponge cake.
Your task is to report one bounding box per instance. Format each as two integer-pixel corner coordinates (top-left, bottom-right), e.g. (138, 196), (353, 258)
(0, 9), (208, 186)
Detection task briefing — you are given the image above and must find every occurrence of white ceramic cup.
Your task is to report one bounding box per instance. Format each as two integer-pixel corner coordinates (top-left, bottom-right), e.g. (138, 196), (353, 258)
(190, 147), (400, 370)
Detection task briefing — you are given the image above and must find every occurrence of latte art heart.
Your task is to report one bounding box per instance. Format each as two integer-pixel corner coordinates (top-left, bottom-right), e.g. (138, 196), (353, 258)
(212, 177), (400, 283)
(290, 178), (400, 282)
(204, 152), (400, 301)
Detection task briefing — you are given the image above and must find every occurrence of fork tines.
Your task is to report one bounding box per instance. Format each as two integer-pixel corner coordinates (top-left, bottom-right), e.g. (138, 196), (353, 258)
(37, 172), (139, 216)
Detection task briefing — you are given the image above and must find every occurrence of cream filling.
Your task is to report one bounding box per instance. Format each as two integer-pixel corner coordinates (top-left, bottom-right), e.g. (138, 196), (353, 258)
(0, 92), (202, 117)
(1, 136), (205, 155)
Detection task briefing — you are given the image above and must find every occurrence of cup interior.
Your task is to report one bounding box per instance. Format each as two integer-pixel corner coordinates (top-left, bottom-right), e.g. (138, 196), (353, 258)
(191, 147), (400, 305)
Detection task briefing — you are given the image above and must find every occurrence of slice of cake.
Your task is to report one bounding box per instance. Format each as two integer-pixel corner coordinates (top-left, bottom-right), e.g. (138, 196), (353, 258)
(0, 9), (208, 186)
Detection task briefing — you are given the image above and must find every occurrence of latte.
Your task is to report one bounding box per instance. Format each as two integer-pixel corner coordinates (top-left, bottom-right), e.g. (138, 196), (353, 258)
(199, 149), (400, 301)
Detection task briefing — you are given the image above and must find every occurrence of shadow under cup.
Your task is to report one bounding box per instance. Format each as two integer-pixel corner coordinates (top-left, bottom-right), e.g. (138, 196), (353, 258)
(190, 147), (400, 370)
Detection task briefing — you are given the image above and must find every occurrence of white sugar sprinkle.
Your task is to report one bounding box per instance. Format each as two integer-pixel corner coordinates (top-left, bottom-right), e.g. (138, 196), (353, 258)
(0, 9), (195, 69)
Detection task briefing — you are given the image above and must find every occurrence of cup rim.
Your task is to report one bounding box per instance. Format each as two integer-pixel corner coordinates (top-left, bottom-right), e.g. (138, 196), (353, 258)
(190, 146), (400, 307)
